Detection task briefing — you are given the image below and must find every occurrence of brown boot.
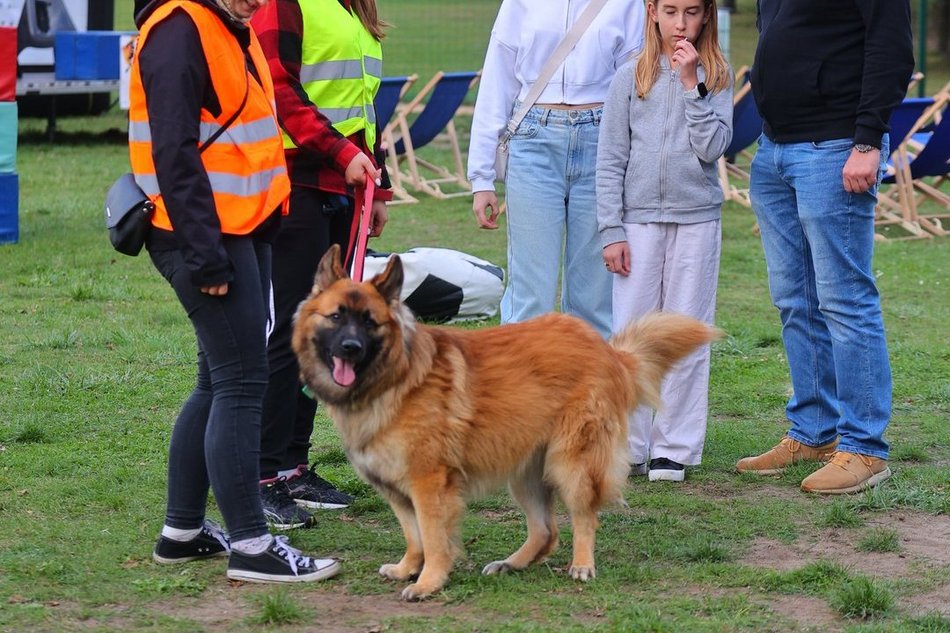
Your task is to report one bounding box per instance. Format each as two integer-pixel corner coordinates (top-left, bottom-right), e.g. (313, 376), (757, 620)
(736, 435), (839, 475)
(800, 451), (891, 494)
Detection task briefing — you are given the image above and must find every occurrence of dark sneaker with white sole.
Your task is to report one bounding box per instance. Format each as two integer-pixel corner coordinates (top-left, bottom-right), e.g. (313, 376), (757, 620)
(648, 457), (686, 482)
(286, 465), (354, 510)
(261, 479), (316, 530)
(153, 519), (230, 564)
(227, 535), (341, 583)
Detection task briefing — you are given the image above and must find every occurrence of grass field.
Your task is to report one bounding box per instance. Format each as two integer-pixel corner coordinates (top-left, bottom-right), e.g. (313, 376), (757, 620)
(2, 1), (949, 632)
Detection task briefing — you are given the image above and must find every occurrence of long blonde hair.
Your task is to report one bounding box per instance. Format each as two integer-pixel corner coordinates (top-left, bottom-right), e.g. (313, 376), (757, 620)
(351, 0), (389, 41)
(635, 0), (729, 99)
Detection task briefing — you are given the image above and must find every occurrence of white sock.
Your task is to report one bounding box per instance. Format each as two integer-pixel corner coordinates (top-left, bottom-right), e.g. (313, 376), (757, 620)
(278, 467), (300, 480)
(231, 533), (274, 555)
(161, 525), (202, 542)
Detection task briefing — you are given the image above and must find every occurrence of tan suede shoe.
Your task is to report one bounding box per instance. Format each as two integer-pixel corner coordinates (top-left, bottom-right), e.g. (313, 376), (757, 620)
(801, 451), (891, 494)
(736, 435), (839, 475)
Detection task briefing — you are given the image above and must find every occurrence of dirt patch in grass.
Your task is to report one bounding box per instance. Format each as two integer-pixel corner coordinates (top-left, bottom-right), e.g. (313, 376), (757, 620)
(148, 583), (465, 632)
(743, 511), (950, 574)
(766, 594), (842, 633)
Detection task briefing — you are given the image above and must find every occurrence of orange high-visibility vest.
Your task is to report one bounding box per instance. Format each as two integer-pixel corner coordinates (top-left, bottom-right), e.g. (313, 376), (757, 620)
(128, 1), (290, 234)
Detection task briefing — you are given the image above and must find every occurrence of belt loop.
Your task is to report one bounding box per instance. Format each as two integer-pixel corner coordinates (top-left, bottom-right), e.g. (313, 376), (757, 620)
(540, 108), (550, 126)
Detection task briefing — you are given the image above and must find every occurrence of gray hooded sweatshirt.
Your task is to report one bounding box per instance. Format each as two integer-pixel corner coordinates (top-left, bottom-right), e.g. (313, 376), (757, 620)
(596, 57), (733, 248)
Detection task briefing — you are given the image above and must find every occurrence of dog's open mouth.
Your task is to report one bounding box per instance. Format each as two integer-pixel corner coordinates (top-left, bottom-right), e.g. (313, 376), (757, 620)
(332, 356), (357, 387)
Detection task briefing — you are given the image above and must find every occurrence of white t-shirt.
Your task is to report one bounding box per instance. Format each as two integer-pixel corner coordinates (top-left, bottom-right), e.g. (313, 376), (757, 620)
(467, 0), (645, 192)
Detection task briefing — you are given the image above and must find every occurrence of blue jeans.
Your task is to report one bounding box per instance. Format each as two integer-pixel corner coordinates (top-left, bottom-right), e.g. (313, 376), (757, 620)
(750, 135), (891, 459)
(503, 105), (612, 337)
(149, 236), (271, 542)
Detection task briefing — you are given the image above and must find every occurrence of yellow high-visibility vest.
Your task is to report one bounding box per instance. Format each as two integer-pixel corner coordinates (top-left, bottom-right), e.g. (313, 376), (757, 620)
(292, 0), (382, 150)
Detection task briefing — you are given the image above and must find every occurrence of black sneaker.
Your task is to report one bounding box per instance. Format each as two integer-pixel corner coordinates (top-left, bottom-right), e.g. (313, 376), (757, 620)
(285, 465), (354, 510)
(227, 535), (341, 583)
(648, 457), (686, 482)
(629, 462), (648, 477)
(261, 479), (316, 530)
(152, 519), (230, 564)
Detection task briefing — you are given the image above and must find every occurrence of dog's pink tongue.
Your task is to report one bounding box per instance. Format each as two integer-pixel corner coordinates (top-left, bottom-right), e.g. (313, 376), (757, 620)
(332, 357), (356, 387)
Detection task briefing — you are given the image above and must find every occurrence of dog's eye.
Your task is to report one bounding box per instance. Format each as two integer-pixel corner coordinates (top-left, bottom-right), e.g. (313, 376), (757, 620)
(363, 312), (377, 327)
(329, 312), (341, 321)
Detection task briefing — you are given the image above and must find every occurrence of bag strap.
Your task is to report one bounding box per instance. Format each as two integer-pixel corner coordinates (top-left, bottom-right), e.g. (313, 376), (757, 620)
(199, 69), (250, 153)
(500, 0), (609, 144)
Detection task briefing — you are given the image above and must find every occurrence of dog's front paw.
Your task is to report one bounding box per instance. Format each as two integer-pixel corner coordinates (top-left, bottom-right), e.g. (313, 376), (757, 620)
(482, 560), (513, 576)
(379, 563), (419, 581)
(400, 581), (438, 601)
(569, 565), (596, 582)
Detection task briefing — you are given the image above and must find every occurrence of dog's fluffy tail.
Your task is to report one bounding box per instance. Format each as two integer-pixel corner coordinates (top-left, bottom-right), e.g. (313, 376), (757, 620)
(609, 312), (722, 410)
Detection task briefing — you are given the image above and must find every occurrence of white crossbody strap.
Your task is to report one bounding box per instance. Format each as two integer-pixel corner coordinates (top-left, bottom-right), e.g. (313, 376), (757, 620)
(501, 0), (610, 142)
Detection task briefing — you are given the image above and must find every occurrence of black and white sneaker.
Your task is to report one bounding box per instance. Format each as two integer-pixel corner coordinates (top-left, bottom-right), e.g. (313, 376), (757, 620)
(629, 462), (648, 477)
(153, 520), (230, 564)
(261, 479), (316, 530)
(286, 465), (354, 510)
(227, 535), (341, 583)
(648, 457), (686, 482)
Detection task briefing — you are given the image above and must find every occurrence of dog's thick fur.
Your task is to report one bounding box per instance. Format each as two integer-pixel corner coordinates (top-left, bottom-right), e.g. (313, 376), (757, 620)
(293, 244), (720, 600)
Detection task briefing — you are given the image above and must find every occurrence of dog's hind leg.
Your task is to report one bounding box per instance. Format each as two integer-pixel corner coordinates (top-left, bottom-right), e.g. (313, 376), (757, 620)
(399, 471), (465, 601)
(379, 493), (424, 582)
(483, 452), (558, 575)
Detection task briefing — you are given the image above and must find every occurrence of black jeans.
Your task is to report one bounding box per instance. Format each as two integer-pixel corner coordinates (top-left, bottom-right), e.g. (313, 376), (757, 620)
(260, 186), (353, 479)
(150, 236), (271, 543)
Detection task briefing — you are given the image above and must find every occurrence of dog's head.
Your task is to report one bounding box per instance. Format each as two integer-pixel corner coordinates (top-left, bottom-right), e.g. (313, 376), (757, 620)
(291, 244), (411, 405)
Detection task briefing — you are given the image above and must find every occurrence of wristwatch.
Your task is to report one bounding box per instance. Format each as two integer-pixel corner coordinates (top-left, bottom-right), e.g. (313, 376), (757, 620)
(853, 143), (876, 153)
(684, 82), (708, 100)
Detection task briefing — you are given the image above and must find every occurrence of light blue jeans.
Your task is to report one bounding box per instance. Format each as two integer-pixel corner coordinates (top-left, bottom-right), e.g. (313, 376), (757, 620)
(749, 135), (891, 459)
(502, 105), (612, 337)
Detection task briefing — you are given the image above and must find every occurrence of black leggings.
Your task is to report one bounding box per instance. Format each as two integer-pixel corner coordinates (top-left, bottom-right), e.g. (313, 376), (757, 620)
(260, 186), (353, 480)
(149, 236), (271, 543)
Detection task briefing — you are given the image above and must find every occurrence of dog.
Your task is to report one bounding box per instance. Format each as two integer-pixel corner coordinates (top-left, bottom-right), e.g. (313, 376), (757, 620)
(292, 244), (720, 600)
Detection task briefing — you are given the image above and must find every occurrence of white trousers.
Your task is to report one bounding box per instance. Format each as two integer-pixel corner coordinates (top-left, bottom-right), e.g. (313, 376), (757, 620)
(611, 220), (721, 466)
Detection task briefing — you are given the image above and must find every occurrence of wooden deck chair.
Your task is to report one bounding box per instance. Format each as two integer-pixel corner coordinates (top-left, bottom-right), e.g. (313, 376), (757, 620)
(389, 70), (481, 199)
(875, 97), (937, 239)
(374, 74), (418, 204)
(717, 74), (762, 208)
(884, 110), (950, 237)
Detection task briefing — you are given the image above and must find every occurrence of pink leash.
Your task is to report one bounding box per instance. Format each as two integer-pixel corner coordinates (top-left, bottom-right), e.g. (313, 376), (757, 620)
(348, 178), (376, 281)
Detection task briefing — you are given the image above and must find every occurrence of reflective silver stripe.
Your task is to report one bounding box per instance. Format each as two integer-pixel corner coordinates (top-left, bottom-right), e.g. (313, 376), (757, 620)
(134, 167), (286, 199)
(300, 59), (363, 82)
(199, 116), (280, 146)
(206, 166), (287, 198)
(322, 105), (368, 125)
(128, 120), (151, 143)
(363, 56), (382, 78)
(135, 173), (160, 197)
(130, 117), (279, 146)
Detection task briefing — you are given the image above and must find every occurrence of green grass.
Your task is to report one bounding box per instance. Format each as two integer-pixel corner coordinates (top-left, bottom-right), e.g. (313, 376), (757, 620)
(857, 528), (901, 554)
(3, 1), (948, 631)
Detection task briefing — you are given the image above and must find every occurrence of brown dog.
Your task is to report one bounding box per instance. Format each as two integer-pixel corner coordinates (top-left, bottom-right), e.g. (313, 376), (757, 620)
(292, 244), (720, 600)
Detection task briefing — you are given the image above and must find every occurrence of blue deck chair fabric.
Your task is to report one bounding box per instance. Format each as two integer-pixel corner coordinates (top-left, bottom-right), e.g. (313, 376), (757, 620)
(886, 97), (935, 148)
(389, 70), (480, 198)
(393, 71), (479, 156)
(724, 85), (763, 161)
(374, 75), (414, 137)
(882, 110), (950, 185)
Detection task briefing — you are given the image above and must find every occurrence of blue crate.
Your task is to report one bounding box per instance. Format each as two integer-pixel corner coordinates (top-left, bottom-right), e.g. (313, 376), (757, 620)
(0, 172), (17, 244)
(54, 31), (127, 80)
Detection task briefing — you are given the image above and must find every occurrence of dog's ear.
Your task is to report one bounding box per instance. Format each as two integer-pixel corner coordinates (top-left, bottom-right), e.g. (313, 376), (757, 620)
(314, 243), (348, 291)
(371, 254), (404, 305)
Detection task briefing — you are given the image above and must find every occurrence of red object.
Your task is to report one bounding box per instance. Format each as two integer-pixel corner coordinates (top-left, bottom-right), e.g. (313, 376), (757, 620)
(349, 179), (376, 281)
(0, 28), (16, 101)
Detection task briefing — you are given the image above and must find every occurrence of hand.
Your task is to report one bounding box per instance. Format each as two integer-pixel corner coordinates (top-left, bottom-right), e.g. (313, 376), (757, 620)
(344, 153), (381, 188)
(473, 190), (503, 230)
(603, 242), (630, 277)
(842, 148), (880, 193)
(368, 200), (388, 237)
(673, 39), (700, 89)
(200, 282), (229, 296)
